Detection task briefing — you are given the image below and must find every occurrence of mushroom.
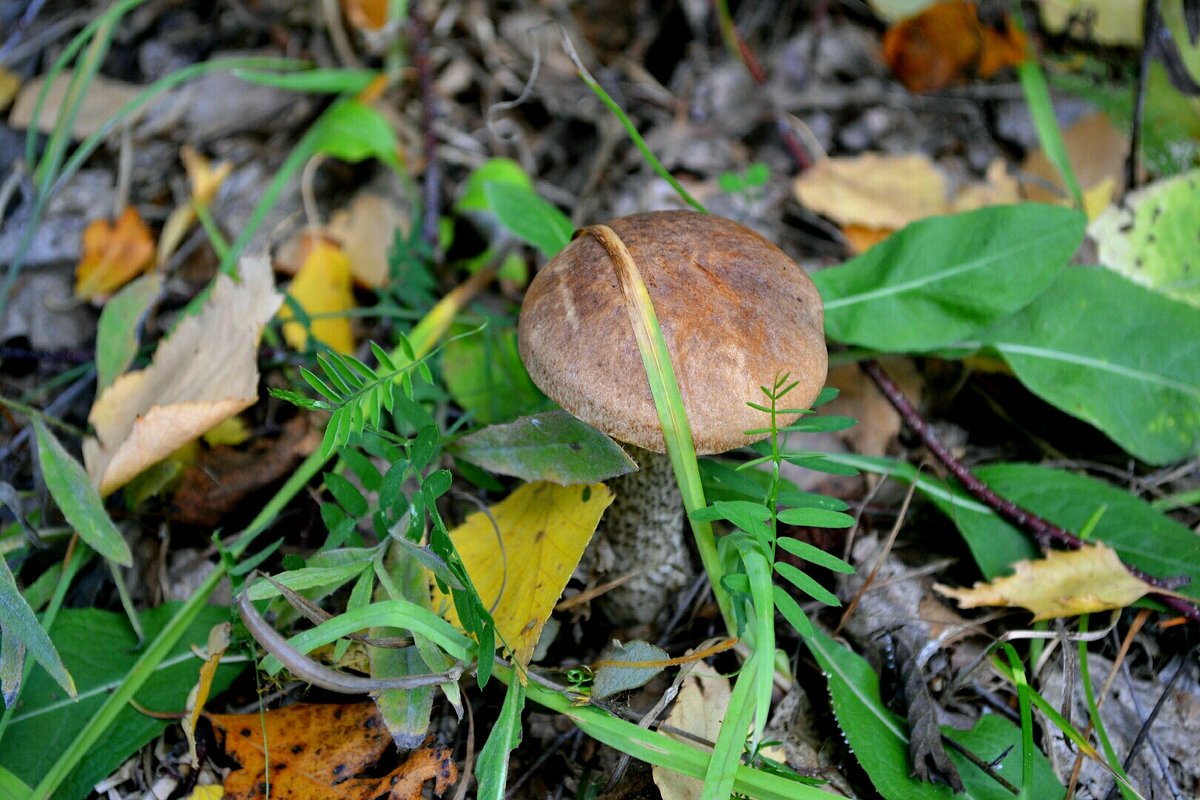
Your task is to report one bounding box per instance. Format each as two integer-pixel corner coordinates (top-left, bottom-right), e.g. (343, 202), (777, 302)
(517, 211), (827, 626)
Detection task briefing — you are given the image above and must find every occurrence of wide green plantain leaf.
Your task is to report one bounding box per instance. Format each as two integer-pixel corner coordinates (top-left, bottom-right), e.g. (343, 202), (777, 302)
(983, 267), (1200, 465)
(814, 204), (1085, 352)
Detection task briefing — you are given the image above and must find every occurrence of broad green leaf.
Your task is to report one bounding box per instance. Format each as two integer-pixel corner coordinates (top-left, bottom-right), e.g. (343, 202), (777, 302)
(442, 327), (548, 425)
(775, 507), (855, 528)
(592, 640), (669, 700)
(0, 557), (73, 704)
(814, 204), (1085, 351)
(0, 765), (31, 800)
(805, 628), (1064, 800)
(95, 273), (161, 391)
(307, 98), (401, 170)
(1090, 167), (1200, 308)
(476, 677), (525, 800)
(451, 410), (637, 485)
(983, 267), (1200, 465)
(33, 420), (131, 566)
(455, 157), (532, 215)
(1, 605), (241, 800)
(483, 182), (574, 258)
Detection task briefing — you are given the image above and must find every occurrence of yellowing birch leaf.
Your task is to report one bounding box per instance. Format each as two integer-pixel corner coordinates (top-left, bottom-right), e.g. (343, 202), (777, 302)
(437, 481), (613, 664)
(794, 152), (948, 231)
(279, 239), (356, 354)
(83, 255), (282, 496)
(75, 207), (157, 300)
(935, 543), (1182, 621)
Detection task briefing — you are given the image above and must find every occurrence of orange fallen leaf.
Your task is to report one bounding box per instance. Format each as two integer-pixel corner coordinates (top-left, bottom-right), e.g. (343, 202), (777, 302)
(279, 237), (356, 354)
(75, 207), (157, 301)
(341, 0), (388, 29)
(208, 703), (457, 800)
(883, 1), (1027, 93)
(83, 255), (282, 496)
(935, 543), (1184, 621)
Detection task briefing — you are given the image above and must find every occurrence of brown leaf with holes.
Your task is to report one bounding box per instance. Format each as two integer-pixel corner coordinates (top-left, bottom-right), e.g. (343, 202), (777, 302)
(883, 1), (1027, 93)
(209, 703), (458, 800)
(935, 543), (1184, 621)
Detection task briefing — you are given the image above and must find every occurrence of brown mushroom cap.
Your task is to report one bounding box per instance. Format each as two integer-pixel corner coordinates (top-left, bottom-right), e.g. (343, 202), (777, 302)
(517, 211), (827, 455)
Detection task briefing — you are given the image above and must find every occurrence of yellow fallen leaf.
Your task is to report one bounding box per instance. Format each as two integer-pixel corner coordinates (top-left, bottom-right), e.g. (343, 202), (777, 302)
(183, 623), (232, 763)
(935, 543), (1182, 621)
(83, 255), (282, 496)
(202, 416), (251, 447)
(75, 207), (157, 300)
(185, 786), (224, 800)
(0, 68), (20, 110)
(159, 145), (234, 266)
(794, 152), (948, 231)
(436, 481), (613, 665)
(279, 238), (356, 354)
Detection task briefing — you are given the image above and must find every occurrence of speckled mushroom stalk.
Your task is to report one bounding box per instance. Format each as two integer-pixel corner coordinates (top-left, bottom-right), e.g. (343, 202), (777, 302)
(518, 211), (827, 627)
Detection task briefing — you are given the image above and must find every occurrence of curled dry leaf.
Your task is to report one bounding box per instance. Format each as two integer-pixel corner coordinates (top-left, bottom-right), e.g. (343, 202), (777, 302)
(74, 207), (157, 301)
(935, 543), (1184, 621)
(83, 255), (282, 496)
(652, 672), (732, 800)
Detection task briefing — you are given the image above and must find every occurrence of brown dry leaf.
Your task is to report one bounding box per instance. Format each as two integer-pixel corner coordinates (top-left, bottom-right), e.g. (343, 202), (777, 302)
(83, 255), (282, 497)
(328, 192), (409, 288)
(882, 1), (1027, 93)
(341, 0), (388, 29)
(950, 159), (1021, 212)
(208, 703), (458, 800)
(935, 543), (1183, 621)
(824, 359), (923, 457)
(1021, 112), (1128, 217)
(279, 238), (356, 354)
(75, 207), (157, 301)
(172, 414), (321, 526)
(434, 481), (613, 665)
(10, 70), (142, 138)
(652, 672), (732, 800)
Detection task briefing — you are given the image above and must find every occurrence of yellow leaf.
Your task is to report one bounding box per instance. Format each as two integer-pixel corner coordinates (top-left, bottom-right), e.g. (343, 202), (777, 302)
(0, 68), (20, 110)
(794, 152), (948, 232)
(935, 543), (1182, 621)
(83, 255), (282, 496)
(185, 786), (224, 800)
(279, 239), (356, 354)
(159, 146), (234, 265)
(183, 623), (232, 763)
(75, 207), (157, 301)
(437, 481), (613, 665)
(202, 416), (251, 447)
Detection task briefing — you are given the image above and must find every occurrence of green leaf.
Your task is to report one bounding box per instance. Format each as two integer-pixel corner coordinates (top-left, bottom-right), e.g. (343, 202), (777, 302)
(307, 98), (401, 170)
(0, 765), (30, 800)
(232, 66), (378, 93)
(451, 410), (637, 485)
(1, 605), (241, 800)
(94, 274), (161, 391)
(442, 327), (548, 425)
(815, 204), (1085, 352)
(455, 158), (532, 214)
(774, 562), (840, 606)
(776, 508), (855, 528)
(777, 537), (855, 573)
(33, 420), (131, 566)
(691, 500), (773, 540)
(1091, 169), (1200, 308)
(324, 472), (368, 518)
(476, 677), (525, 800)
(983, 267), (1200, 465)
(805, 628), (1064, 800)
(483, 182), (574, 258)
(0, 558), (73, 704)
(592, 640), (669, 700)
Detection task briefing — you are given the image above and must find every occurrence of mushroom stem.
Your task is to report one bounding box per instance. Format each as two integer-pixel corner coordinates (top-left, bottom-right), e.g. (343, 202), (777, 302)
(592, 445), (695, 626)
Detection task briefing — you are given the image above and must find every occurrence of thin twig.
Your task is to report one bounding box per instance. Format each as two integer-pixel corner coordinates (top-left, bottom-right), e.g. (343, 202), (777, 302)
(408, 9), (441, 253)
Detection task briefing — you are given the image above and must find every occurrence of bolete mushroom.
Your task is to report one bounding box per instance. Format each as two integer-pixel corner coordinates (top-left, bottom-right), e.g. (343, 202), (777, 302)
(517, 211), (827, 625)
